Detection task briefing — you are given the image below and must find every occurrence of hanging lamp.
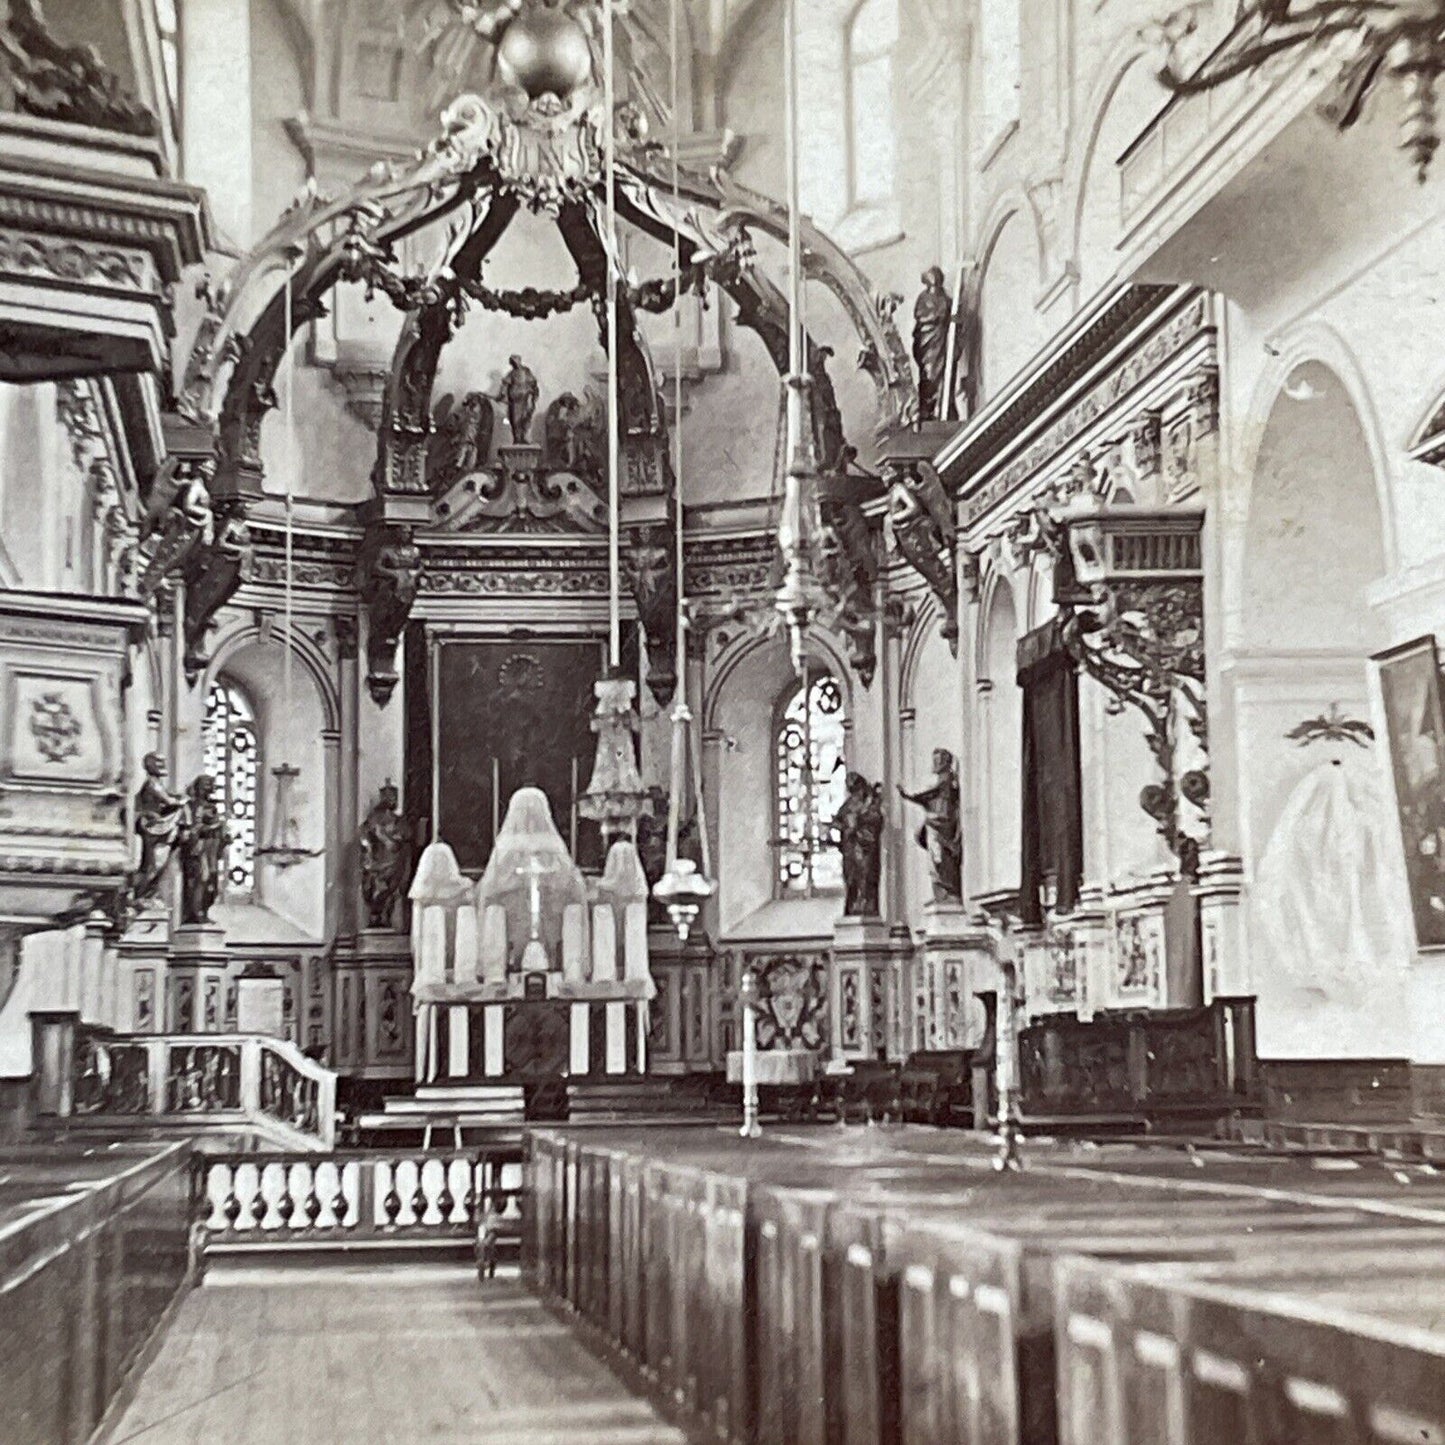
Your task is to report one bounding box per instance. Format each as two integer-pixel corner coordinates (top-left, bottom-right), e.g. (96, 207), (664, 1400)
(652, 0), (715, 941)
(772, 0), (827, 677)
(580, 0), (650, 844)
(257, 264), (321, 870)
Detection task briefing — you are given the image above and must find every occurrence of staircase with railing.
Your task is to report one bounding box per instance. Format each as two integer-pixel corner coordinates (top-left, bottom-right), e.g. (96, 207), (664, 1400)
(61, 1026), (338, 1150)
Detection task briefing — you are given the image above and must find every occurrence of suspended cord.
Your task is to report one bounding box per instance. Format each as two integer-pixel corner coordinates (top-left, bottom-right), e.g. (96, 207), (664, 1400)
(603, 0), (622, 671)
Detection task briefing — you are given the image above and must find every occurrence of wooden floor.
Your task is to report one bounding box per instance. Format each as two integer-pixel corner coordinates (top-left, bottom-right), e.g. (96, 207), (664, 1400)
(103, 1265), (687, 1445)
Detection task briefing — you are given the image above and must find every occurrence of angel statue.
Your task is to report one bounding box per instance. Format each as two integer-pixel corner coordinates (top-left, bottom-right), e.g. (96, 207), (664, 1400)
(427, 391), (495, 493)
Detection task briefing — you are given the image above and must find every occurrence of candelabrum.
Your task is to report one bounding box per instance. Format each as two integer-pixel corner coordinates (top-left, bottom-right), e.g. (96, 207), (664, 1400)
(737, 967), (762, 1139)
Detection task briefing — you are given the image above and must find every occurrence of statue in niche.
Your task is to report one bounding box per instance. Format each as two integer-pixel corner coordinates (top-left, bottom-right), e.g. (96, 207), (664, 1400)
(835, 771), (885, 917)
(178, 774), (229, 925)
(899, 748), (963, 903)
(912, 266), (963, 422)
(133, 752), (187, 905)
(497, 355), (540, 444)
(428, 391), (495, 493)
(359, 780), (411, 930)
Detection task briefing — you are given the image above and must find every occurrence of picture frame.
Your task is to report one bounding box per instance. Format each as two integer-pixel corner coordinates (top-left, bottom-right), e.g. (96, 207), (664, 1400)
(1374, 634), (1445, 947)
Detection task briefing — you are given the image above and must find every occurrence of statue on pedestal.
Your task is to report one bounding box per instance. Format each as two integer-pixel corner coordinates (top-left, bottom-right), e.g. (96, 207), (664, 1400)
(899, 748), (963, 903)
(913, 266), (955, 422)
(133, 751), (187, 905)
(178, 774), (229, 925)
(835, 771), (885, 917)
(497, 355), (540, 443)
(359, 780), (411, 930)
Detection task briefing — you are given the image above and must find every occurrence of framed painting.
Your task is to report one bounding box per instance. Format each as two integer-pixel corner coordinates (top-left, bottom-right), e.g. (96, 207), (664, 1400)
(1375, 635), (1445, 947)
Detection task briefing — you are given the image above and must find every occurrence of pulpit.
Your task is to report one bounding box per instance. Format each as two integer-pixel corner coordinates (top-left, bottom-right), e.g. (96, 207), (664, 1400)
(407, 788), (654, 1084)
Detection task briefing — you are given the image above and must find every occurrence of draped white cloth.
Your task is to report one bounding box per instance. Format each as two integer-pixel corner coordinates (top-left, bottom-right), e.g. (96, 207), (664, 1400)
(1252, 752), (1411, 1004)
(474, 788), (588, 971)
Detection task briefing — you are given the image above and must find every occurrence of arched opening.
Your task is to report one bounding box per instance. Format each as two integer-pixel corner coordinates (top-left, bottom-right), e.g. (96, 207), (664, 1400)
(1236, 361), (1407, 1057)
(981, 579), (1022, 897)
(1072, 56), (1158, 300)
(977, 211), (1041, 402)
(202, 676), (260, 901)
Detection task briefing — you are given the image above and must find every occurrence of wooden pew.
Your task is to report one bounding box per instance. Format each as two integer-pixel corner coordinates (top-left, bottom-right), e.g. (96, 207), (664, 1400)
(1056, 1247), (1445, 1444)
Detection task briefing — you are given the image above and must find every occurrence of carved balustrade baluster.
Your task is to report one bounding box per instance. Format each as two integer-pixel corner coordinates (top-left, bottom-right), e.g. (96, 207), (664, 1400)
(436, 1160), (455, 1225)
(410, 1157), (430, 1226)
(381, 1162), (403, 1227)
(303, 1163), (324, 1227)
(331, 1162), (351, 1228)
(221, 1163), (242, 1230)
(275, 1163), (297, 1228)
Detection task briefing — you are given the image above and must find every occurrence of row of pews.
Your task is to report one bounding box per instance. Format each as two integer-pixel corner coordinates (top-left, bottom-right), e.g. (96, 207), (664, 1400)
(0, 1140), (194, 1445)
(523, 1125), (1445, 1444)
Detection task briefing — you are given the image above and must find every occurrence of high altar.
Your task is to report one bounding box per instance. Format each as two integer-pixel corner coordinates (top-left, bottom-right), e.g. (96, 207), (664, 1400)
(407, 788), (654, 1084)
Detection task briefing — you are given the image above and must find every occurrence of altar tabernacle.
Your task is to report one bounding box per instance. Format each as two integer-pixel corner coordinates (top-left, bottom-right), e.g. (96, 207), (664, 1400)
(407, 788), (654, 1083)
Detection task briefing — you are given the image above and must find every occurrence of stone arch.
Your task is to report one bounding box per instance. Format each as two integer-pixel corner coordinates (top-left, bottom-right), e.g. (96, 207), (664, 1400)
(702, 625), (852, 737)
(1237, 322), (1397, 588)
(1064, 40), (1157, 295)
(974, 195), (1048, 402)
(977, 572), (1022, 896)
(206, 618), (341, 736)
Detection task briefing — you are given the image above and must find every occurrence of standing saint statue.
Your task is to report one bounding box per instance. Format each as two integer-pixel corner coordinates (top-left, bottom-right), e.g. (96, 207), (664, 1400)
(358, 780), (411, 930)
(835, 771), (885, 917)
(899, 748), (963, 903)
(178, 774), (229, 925)
(497, 355), (540, 443)
(912, 266), (958, 422)
(132, 751), (187, 905)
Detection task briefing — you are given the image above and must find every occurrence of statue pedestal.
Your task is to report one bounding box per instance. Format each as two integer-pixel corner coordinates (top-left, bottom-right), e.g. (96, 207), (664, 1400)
(498, 443), (542, 476)
(236, 962), (286, 1038)
(913, 903), (996, 1054)
(830, 917), (895, 1062)
(331, 930), (413, 1079)
(167, 924), (228, 1033)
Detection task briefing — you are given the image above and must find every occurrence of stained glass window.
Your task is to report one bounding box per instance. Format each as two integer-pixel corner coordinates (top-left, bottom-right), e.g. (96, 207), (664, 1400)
(202, 678), (258, 897)
(775, 673), (846, 895)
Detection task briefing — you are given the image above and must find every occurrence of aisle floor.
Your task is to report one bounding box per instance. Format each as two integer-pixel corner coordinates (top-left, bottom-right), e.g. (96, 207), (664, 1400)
(103, 1264), (686, 1445)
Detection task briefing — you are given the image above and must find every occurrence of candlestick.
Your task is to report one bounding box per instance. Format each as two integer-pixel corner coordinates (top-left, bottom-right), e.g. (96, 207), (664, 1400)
(738, 968), (761, 1139)
(994, 956), (1022, 1171)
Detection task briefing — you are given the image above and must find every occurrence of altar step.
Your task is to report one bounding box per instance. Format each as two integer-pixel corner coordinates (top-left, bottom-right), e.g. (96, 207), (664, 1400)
(565, 1078), (724, 1122)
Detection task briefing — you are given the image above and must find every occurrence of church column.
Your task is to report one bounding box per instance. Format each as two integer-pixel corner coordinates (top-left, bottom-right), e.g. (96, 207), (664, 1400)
(335, 617), (362, 942)
(179, 0), (253, 247)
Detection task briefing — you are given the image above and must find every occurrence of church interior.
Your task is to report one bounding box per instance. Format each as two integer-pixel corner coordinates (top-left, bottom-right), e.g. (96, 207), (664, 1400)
(3, 0), (1445, 1439)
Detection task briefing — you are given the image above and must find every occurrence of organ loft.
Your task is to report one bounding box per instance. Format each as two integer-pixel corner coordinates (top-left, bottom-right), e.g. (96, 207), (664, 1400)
(0, 0), (1444, 1440)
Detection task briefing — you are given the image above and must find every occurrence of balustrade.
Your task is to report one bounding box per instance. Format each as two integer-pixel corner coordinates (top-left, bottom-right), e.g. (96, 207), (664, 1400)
(65, 1027), (337, 1147)
(196, 1148), (525, 1247)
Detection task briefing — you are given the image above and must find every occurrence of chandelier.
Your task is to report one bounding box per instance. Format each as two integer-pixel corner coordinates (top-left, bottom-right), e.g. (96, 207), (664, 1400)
(1156, 0), (1445, 181)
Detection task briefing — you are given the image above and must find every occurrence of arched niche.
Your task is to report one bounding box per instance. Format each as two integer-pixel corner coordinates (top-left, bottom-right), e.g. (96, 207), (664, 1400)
(977, 208), (1044, 402)
(1235, 361), (1407, 1057)
(977, 575), (1021, 898)
(205, 632), (335, 942)
(901, 603), (963, 918)
(1240, 361), (1387, 657)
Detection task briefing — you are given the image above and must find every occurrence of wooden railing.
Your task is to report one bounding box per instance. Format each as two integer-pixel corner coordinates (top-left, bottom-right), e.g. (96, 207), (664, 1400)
(69, 1029), (338, 1149)
(194, 1146), (525, 1249)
